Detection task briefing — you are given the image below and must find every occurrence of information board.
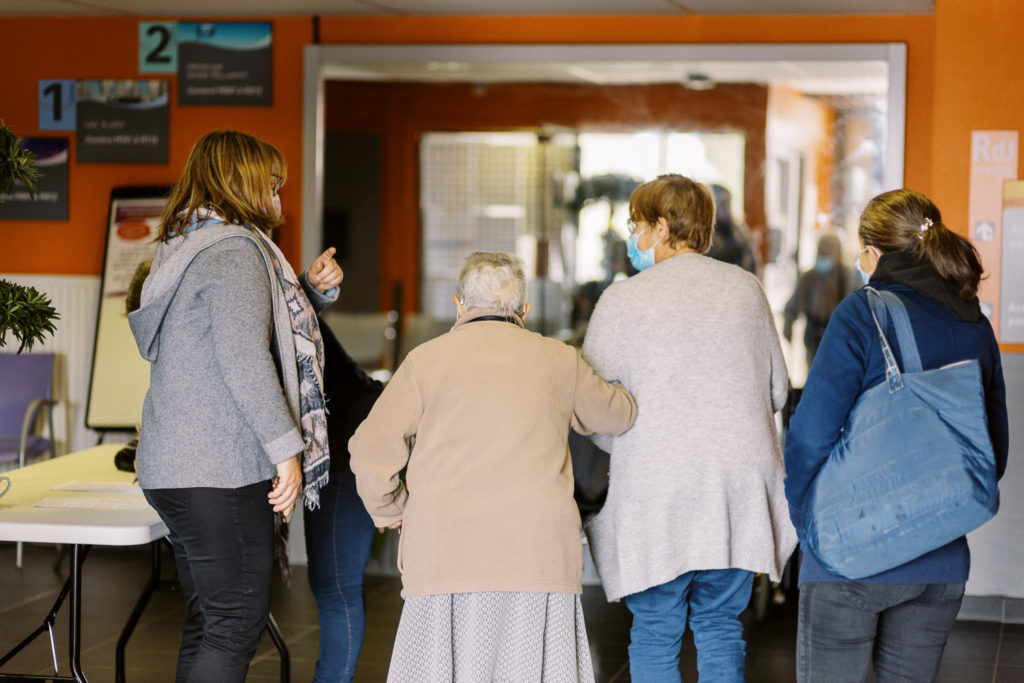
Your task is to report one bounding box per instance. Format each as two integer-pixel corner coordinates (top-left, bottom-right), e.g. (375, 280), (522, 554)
(86, 186), (169, 430)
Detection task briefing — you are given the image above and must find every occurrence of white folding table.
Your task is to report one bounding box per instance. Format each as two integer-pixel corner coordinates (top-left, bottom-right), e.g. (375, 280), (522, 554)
(0, 444), (289, 682)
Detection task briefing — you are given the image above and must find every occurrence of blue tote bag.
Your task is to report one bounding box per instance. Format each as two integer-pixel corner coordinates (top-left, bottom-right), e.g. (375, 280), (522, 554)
(803, 287), (999, 579)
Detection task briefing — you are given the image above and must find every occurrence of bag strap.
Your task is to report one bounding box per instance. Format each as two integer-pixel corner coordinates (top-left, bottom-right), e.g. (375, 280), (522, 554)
(864, 287), (923, 393)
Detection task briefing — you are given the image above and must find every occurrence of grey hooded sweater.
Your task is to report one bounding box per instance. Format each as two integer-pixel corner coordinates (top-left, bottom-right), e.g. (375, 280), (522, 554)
(129, 223), (336, 489)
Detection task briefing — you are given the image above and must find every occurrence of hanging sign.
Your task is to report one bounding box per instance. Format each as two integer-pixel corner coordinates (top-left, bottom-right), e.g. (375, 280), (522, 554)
(38, 80), (77, 131)
(0, 137), (69, 220)
(178, 21), (272, 106)
(76, 79), (169, 164)
(139, 21), (178, 74)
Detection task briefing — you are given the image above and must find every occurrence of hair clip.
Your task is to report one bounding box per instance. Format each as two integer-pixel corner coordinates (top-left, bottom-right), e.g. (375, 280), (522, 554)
(920, 217), (933, 232)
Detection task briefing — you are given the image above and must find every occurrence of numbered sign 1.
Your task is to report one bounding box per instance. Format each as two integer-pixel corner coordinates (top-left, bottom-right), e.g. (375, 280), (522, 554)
(39, 80), (77, 131)
(139, 21), (178, 73)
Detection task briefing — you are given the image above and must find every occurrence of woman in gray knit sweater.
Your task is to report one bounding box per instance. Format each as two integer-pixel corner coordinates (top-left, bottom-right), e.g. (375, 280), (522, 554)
(129, 131), (342, 682)
(581, 174), (797, 682)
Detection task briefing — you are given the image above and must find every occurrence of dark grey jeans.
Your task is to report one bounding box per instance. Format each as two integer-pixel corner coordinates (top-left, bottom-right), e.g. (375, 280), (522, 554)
(145, 482), (275, 683)
(797, 581), (965, 683)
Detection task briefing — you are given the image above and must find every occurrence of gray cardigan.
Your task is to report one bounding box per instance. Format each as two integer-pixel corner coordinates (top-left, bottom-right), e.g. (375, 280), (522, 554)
(581, 253), (798, 601)
(129, 224), (335, 489)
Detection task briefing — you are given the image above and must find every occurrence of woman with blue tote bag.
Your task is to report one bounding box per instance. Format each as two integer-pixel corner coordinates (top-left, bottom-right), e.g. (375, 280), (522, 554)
(784, 189), (1009, 682)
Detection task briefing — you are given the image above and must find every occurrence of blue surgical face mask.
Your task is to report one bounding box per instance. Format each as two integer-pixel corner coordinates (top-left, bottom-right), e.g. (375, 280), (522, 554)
(814, 257), (834, 274)
(854, 253), (872, 285)
(627, 231), (658, 272)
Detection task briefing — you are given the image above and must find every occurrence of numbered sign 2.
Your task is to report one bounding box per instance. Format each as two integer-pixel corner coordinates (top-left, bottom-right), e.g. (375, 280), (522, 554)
(39, 80), (76, 130)
(139, 21), (178, 73)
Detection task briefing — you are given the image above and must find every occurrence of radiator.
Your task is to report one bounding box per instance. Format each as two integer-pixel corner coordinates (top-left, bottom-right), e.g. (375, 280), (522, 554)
(0, 273), (111, 455)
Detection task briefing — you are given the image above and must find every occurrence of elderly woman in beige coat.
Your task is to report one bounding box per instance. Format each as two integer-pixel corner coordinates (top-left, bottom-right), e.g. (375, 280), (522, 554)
(350, 251), (637, 683)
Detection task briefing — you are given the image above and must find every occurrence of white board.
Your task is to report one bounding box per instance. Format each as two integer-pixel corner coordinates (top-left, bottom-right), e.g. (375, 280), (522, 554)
(85, 186), (168, 430)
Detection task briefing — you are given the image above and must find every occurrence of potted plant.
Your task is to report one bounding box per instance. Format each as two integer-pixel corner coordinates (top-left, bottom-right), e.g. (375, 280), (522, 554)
(0, 120), (59, 352)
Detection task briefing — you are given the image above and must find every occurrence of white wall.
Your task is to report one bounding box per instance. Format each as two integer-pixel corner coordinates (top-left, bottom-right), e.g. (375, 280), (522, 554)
(965, 352), (1024, 598)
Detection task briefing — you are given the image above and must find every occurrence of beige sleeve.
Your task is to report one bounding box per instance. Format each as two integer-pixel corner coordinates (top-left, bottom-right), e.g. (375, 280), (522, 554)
(348, 358), (420, 527)
(570, 349), (638, 436)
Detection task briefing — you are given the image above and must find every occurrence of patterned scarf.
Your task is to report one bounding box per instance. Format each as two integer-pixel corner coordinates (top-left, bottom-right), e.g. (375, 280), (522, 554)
(183, 208), (331, 509)
(253, 230), (331, 510)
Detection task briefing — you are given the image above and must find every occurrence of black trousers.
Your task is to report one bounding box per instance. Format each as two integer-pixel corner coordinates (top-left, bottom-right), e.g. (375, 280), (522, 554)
(144, 481), (274, 683)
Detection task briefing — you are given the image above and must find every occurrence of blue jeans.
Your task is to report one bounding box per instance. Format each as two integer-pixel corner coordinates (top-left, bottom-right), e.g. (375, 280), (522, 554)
(797, 581), (965, 683)
(304, 466), (376, 683)
(624, 569), (754, 683)
(144, 482), (274, 683)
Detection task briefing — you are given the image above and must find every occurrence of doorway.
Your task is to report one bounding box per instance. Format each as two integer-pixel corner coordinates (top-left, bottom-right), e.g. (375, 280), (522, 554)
(303, 43), (904, 377)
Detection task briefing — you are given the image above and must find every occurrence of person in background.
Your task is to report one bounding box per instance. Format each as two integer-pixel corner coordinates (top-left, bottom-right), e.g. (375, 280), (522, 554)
(784, 189), (1009, 682)
(304, 314), (383, 683)
(706, 183), (758, 274)
(349, 251), (637, 683)
(581, 174), (796, 682)
(129, 130), (342, 682)
(124, 258), (151, 316)
(783, 233), (856, 368)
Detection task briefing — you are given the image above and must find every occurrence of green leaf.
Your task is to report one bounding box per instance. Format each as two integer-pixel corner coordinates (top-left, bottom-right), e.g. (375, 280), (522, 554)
(0, 120), (42, 201)
(0, 279), (60, 353)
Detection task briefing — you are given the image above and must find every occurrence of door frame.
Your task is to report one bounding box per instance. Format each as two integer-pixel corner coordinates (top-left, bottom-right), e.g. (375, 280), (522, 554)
(301, 43), (906, 268)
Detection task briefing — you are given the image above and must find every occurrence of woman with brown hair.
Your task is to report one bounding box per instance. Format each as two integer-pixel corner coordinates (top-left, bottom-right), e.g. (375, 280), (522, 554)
(784, 189), (1009, 682)
(581, 174), (795, 681)
(129, 130), (342, 681)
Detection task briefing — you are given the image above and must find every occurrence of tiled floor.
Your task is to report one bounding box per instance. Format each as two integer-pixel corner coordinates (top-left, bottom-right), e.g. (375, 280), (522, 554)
(0, 542), (1019, 682)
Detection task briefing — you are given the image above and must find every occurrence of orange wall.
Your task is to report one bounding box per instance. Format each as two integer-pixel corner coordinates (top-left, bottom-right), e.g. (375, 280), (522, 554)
(0, 13), (933, 278)
(767, 85), (836, 231)
(0, 17), (311, 276)
(931, 0), (1024, 352)
(932, 0), (1024, 233)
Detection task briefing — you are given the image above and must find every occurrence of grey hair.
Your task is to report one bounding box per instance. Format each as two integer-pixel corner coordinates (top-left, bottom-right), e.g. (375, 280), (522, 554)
(456, 251), (527, 318)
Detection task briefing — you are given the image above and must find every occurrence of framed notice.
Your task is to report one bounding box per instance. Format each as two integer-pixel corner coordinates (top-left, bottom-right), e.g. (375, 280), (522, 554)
(0, 137), (69, 220)
(1001, 180), (1024, 343)
(178, 21), (272, 106)
(86, 186), (169, 431)
(76, 80), (169, 164)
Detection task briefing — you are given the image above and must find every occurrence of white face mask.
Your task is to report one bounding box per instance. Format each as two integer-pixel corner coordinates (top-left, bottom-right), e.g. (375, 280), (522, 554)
(272, 194), (282, 217)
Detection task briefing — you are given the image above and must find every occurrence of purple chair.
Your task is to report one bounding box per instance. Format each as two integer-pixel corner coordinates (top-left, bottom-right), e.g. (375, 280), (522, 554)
(0, 352), (57, 468)
(0, 352), (57, 568)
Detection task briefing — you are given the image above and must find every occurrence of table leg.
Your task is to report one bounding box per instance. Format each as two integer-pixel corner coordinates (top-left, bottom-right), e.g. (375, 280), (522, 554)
(68, 544), (87, 683)
(0, 546), (90, 682)
(115, 540), (162, 683)
(265, 613), (290, 683)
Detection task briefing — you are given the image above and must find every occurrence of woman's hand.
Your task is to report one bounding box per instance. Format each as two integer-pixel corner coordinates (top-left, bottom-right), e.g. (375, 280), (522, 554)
(306, 247), (344, 293)
(378, 520), (403, 534)
(269, 455), (302, 520)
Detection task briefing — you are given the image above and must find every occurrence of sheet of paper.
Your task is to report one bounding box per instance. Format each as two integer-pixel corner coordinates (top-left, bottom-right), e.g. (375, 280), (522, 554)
(34, 496), (152, 511)
(51, 481), (142, 494)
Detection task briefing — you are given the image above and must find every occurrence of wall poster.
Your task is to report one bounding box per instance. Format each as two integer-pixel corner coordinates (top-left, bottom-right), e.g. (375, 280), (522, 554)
(1001, 180), (1024, 343)
(76, 79), (169, 164)
(968, 130), (1018, 334)
(177, 21), (272, 106)
(0, 137), (69, 220)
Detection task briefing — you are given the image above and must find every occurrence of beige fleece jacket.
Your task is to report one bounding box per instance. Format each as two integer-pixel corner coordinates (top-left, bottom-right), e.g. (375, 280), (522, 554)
(349, 311), (637, 598)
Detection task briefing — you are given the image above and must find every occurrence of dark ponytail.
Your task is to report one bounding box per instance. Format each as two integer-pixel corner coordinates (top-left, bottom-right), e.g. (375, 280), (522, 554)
(858, 189), (983, 299)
